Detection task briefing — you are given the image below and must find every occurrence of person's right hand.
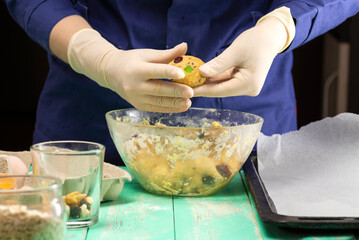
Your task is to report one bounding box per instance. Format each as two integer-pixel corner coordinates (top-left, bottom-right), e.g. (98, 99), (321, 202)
(193, 7), (295, 98)
(67, 29), (193, 113)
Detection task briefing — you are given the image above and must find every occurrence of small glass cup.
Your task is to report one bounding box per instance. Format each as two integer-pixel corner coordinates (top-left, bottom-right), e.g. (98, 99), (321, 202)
(31, 141), (105, 229)
(0, 175), (66, 239)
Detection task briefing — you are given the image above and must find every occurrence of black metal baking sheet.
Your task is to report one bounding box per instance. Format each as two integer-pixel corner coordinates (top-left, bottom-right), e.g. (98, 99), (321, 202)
(243, 153), (359, 229)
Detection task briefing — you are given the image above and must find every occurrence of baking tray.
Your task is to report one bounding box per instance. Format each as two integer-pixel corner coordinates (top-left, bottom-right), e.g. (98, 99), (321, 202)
(243, 152), (359, 229)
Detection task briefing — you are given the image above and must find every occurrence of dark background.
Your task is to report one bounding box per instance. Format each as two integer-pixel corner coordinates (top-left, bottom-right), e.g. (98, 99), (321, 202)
(1, 2), (358, 151)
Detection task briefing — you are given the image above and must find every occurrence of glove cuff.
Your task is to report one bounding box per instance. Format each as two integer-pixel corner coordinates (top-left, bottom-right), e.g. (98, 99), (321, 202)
(67, 28), (117, 89)
(257, 6), (296, 53)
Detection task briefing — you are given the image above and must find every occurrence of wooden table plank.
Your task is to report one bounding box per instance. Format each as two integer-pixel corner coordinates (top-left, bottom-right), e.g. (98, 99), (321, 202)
(85, 180), (175, 240)
(173, 173), (263, 240)
(240, 171), (357, 240)
(67, 167), (358, 240)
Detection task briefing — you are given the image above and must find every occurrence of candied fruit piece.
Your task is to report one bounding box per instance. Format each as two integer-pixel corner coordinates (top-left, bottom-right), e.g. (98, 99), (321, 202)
(74, 193), (87, 202)
(198, 132), (205, 139)
(66, 191), (80, 198)
(70, 206), (81, 218)
(64, 196), (78, 205)
(184, 65), (194, 73)
(174, 56), (183, 63)
(211, 121), (223, 127)
(216, 164), (231, 178)
(202, 175), (215, 185)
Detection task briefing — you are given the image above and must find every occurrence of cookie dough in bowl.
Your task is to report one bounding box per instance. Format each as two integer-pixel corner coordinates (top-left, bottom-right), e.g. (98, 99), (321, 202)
(106, 108), (263, 197)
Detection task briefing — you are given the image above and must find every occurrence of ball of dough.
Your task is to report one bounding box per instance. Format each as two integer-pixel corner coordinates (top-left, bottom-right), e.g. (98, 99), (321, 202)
(169, 55), (206, 87)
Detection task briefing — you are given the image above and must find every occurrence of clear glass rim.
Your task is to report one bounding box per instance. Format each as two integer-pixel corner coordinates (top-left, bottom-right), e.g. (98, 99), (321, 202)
(0, 175), (62, 194)
(30, 140), (105, 155)
(105, 107), (264, 129)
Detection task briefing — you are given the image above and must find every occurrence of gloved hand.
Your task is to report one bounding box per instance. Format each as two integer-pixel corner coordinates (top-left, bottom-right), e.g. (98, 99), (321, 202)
(194, 7), (295, 97)
(67, 29), (193, 113)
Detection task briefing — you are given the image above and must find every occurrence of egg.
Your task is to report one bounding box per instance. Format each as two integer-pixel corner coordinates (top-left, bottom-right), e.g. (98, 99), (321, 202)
(7, 155), (28, 187)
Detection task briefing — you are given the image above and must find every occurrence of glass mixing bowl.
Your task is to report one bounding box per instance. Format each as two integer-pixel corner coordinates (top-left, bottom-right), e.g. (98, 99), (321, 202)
(106, 108), (263, 196)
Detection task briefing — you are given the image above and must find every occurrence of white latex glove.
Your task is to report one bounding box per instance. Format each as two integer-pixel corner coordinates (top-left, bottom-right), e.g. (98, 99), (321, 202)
(194, 7), (295, 97)
(68, 29), (193, 113)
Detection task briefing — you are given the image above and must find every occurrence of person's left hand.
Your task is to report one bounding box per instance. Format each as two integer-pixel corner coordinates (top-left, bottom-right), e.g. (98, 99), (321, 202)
(193, 17), (289, 98)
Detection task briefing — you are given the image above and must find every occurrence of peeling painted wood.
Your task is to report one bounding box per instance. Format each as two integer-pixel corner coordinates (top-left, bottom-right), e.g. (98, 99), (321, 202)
(69, 168), (358, 239)
(173, 173), (262, 240)
(86, 181), (174, 240)
(66, 228), (88, 240)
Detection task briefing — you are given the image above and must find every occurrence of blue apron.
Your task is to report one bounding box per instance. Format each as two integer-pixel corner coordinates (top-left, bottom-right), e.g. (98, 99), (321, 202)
(5, 0), (359, 165)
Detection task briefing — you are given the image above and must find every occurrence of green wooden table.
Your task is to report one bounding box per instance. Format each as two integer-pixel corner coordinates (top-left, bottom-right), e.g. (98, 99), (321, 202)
(66, 170), (359, 240)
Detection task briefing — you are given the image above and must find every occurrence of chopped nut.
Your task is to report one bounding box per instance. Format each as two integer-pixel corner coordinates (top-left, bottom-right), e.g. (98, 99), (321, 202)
(85, 196), (94, 205)
(64, 191), (94, 219)
(80, 204), (90, 218)
(65, 205), (70, 219)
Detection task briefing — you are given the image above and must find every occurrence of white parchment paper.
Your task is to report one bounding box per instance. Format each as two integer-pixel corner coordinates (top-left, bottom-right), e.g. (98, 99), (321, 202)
(257, 113), (359, 217)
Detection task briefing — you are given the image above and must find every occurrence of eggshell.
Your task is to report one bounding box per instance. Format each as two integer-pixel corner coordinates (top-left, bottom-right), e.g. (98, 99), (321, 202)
(7, 155), (28, 187)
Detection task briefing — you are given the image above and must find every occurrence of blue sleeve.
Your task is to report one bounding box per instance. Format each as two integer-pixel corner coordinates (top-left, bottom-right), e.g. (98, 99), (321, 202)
(269, 0), (359, 51)
(4, 0), (80, 52)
